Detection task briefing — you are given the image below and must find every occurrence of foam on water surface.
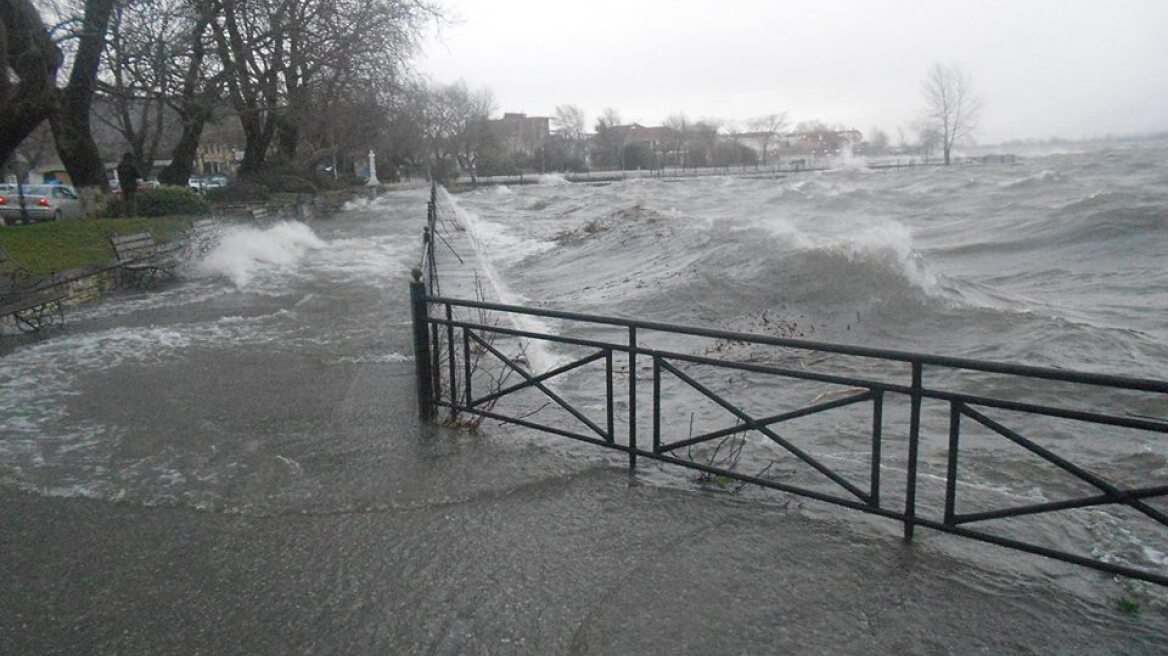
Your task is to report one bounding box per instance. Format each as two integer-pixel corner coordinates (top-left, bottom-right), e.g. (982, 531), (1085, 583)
(195, 221), (327, 288)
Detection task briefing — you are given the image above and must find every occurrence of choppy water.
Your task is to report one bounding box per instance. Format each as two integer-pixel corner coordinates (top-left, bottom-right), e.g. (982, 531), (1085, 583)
(0, 197), (423, 511)
(1, 140), (1166, 621)
(440, 140), (1168, 592)
(453, 145), (1168, 372)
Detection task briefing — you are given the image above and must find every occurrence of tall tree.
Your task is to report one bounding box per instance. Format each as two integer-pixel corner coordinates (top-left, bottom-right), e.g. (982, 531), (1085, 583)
(95, 0), (189, 173)
(157, 1), (217, 185)
(208, 0), (280, 174)
(688, 119), (720, 168)
(591, 107), (624, 169)
(866, 126), (890, 153)
(919, 62), (982, 165)
(552, 103), (585, 162)
(50, 0), (117, 189)
(209, 0), (439, 176)
(0, 0), (63, 169)
(662, 112), (688, 168)
(746, 112), (787, 166)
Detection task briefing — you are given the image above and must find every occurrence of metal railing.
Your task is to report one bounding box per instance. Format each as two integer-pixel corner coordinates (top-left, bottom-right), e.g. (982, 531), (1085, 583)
(407, 188), (1168, 587)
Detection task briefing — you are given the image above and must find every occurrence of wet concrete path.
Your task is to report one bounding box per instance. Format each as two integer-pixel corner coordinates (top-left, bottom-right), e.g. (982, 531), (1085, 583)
(2, 188), (1166, 654)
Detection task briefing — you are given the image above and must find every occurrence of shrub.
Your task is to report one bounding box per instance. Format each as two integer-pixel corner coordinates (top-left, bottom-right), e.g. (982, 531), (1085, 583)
(241, 170), (318, 194)
(430, 158), (462, 184)
(204, 179), (269, 204)
(107, 186), (211, 217)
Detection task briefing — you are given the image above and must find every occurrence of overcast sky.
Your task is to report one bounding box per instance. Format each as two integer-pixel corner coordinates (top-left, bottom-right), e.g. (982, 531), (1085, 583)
(418, 0), (1168, 144)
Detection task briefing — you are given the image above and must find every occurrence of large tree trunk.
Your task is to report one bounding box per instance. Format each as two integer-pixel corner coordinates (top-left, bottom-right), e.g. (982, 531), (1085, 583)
(51, 0), (116, 190)
(157, 110), (209, 185)
(236, 111), (273, 174)
(0, 0), (62, 167)
(211, 0), (277, 175)
(158, 9), (213, 186)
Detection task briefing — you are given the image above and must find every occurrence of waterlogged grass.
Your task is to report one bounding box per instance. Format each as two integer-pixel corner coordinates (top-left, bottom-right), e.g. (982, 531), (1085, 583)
(0, 217), (190, 274)
(1116, 597), (1142, 615)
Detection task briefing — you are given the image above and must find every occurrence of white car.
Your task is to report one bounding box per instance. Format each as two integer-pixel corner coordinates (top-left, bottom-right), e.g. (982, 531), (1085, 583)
(0, 184), (83, 224)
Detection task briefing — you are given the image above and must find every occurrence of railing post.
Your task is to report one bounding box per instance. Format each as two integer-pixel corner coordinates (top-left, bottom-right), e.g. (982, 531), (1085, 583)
(446, 302), (457, 417)
(904, 362), (923, 540)
(628, 326), (638, 471)
(944, 401), (962, 527)
(410, 269), (435, 419)
(463, 328), (472, 410)
(869, 390), (884, 509)
(652, 355), (661, 454)
(606, 351), (615, 443)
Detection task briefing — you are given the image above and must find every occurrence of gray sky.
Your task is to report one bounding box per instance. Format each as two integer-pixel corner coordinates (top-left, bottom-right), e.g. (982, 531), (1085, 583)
(419, 0), (1168, 144)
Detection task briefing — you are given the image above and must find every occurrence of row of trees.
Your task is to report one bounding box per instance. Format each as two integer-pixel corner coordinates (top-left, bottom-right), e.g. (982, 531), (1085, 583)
(1, 6), (984, 193)
(1, 0), (441, 191)
(514, 61), (981, 176)
(579, 108), (789, 171)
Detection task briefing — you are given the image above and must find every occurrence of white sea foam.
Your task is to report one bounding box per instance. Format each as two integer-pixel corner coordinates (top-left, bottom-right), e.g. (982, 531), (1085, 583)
(310, 236), (414, 281)
(827, 144), (870, 171)
(1001, 169), (1066, 189)
(331, 352), (413, 365)
(538, 173), (570, 186)
(751, 210), (939, 294)
(194, 221), (326, 288)
(440, 188), (562, 375)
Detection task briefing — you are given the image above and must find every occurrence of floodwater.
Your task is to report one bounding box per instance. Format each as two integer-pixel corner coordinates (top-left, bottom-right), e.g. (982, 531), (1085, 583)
(2, 175), (1166, 653)
(443, 139), (1168, 594)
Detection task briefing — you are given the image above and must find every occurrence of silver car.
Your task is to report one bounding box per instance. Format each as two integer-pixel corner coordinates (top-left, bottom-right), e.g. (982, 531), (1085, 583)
(0, 184), (82, 225)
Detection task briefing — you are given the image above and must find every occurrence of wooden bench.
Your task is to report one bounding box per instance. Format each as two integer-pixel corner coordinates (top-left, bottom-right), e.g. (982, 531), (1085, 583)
(110, 231), (182, 286)
(0, 247), (65, 332)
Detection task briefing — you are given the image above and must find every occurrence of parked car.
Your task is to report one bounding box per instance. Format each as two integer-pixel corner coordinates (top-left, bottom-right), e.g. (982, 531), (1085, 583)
(188, 176), (228, 192)
(0, 183), (83, 225)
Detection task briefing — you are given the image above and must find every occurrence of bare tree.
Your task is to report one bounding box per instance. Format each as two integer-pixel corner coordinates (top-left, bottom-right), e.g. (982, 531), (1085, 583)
(662, 112), (688, 167)
(552, 103), (584, 159)
(95, 0), (191, 174)
(49, 0), (118, 189)
(867, 126), (889, 154)
(448, 83), (495, 179)
(690, 118), (721, 167)
(591, 107), (624, 169)
(920, 62), (982, 165)
(746, 112), (788, 166)
(157, 1), (218, 186)
(209, 0), (440, 176)
(596, 107), (621, 130)
(412, 80), (495, 180)
(552, 104), (584, 138)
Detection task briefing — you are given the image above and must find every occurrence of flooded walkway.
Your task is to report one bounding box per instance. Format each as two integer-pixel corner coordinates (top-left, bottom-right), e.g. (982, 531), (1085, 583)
(2, 188), (1165, 654)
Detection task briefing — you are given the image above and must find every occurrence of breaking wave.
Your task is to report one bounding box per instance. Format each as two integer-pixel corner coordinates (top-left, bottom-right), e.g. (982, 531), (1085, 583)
(195, 221), (327, 288)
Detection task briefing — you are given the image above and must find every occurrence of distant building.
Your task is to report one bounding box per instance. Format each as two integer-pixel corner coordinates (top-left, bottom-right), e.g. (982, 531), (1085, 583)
(489, 113), (550, 157)
(624, 125), (681, 153)
(780, 129), (864, 156)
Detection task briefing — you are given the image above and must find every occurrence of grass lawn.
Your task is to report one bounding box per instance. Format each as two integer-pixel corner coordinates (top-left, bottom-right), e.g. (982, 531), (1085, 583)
(0, 217), (192, 275)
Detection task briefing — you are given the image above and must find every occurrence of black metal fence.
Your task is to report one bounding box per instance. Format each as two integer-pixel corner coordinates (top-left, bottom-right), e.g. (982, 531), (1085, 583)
(408, 184), (1168, 587)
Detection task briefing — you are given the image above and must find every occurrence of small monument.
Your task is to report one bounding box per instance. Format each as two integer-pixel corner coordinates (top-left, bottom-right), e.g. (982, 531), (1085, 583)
(366, 150), (380, 186)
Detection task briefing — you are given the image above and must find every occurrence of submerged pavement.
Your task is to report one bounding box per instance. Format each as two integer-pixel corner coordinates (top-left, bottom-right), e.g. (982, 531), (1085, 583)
(2, 189), (1166, 654)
